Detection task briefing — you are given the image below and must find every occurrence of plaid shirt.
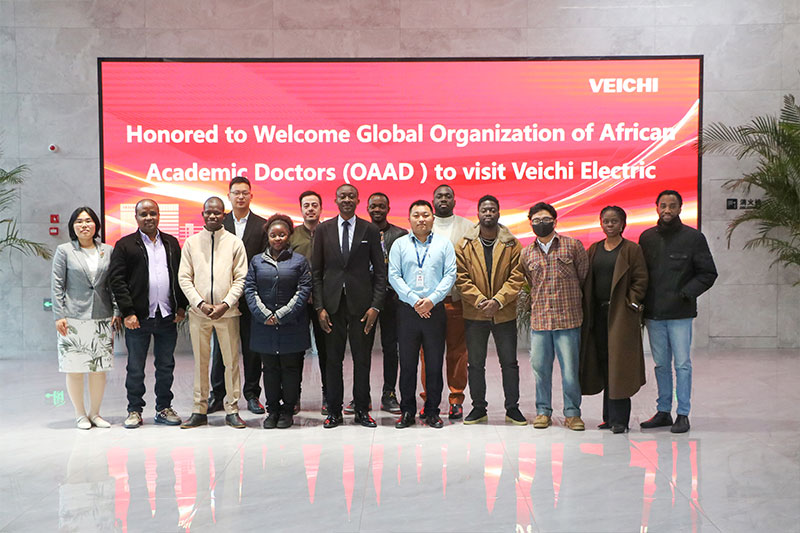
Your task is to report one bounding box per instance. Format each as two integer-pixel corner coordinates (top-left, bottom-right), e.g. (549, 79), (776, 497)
(521, 233), (588, 331)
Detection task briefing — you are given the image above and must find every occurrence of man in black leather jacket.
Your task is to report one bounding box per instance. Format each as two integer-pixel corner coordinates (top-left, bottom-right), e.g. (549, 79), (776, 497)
(638, 190), (717, 434)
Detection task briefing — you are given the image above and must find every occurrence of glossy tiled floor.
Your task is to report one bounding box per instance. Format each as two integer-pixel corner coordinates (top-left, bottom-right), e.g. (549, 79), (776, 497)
(0, 346), (798, 533)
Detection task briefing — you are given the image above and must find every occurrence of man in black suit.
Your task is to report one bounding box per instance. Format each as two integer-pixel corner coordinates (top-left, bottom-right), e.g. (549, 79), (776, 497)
(208, 176), (268, 415)
(312, 184), (387, 429)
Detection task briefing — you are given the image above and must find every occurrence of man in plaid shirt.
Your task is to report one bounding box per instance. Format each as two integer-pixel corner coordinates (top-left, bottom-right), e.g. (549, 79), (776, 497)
(521, 202), (588, 431)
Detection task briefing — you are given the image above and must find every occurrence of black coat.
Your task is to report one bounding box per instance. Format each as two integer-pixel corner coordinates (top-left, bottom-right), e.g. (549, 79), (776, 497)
(638, 217), (718, 320)
(109, 231), (188, 320)
(245, 249), (311, 355)
(311, 216), (386, 316)
(223, 210), (267, 313)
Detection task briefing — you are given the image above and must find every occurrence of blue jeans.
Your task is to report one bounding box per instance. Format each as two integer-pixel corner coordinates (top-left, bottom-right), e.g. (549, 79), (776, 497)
(645, 318), (693, 416)
(124, 314), (178, 413)
(529, 327), (581, 417)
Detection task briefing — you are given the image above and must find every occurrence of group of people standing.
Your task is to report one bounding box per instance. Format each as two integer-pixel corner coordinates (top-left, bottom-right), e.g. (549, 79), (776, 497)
(51, 179), (716, 434)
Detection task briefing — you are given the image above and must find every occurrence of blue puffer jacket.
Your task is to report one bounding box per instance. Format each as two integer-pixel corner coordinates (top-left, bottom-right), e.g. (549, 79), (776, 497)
(245, 248), (311, 355)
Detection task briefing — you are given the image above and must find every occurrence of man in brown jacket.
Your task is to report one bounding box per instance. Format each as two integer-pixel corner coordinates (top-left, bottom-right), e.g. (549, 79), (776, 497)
(455, 195), (526, 425)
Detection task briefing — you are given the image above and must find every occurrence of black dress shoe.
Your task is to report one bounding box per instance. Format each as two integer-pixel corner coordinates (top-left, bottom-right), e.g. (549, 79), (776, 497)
(395, 412), (415, 429)
(263, 413), (279, 429)
(426, 414), (444, 429)
(247, 398), (265, 415)
(354, 410), (377, 428)
(343, 400), (356, 415)
(670, 415), (690, 433)
(448, 404), (463, 420)
(611, 424), (628, 434)
(381, 391), (402, 415)
(464, 408), (488, 425)
(323, 413), (343, 429)
(180, 413), (208, 429)
(225, 413), (246, 429)
(293, 401), (301, 415)
(277, 413), (293, 429)
(640, 411), (673, 429)
(598, 421), (611, 430)
(207, 397), (224, 414)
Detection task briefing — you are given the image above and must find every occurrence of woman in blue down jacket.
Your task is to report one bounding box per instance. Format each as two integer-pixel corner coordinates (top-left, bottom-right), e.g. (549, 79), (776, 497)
(245, 214), (311, 429)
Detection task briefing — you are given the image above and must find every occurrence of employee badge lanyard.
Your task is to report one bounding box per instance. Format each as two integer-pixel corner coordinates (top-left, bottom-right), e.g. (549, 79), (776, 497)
(414, 235), (431, 290)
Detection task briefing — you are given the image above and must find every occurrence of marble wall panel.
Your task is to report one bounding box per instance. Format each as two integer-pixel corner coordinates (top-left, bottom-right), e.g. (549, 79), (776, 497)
(778, 284), (800, 348)
(709, 336), (784, 349)
(145, 0), (274, 30)
(276, 0), (398, 29)
(18, 157), (99, 224)
(787, 0), (800, 24)
(655, 0), (783, 26)
(23, 285), (58, 352)
(527, 0), (655, 28)
(17, 94), (98, 159)
(15, 28), (145, 94)
(526, 26), (655, 57)
(13, 1), (145, 29)
(693, 291), (710, 348)
(400, 28), (526, 57)
(654, 25), (782, 92)
(0, 1), (13, 27)
(145, 29), (274, 58)
(782, 25), (800, 91)
(702, 91), (785, 128)
(700, 175), (748, 223)
(401, 0), (526, 29)
(274, 29), (400, 57)
(701, 155), (759, 191)
(0, 27), (16, 93)
(0, 93), (19, 159)
(0, 285), (23, 356)
(703, 220), (778, 286)
(709, 284), (777, 337)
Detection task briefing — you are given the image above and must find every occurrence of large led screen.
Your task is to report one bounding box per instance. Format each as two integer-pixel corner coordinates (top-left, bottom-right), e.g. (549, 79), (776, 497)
(99, 57), (702, 246)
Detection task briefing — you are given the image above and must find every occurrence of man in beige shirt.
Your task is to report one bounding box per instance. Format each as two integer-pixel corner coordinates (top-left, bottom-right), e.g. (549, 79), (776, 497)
(178, 196), (248, 429)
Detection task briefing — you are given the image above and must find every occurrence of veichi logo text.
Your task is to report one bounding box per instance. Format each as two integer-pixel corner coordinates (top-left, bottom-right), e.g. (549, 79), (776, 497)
(590, 77), (659, 93)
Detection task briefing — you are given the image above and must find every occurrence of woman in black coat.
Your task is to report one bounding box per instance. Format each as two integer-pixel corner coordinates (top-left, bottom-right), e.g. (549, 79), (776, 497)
(245, 214), (311, 429)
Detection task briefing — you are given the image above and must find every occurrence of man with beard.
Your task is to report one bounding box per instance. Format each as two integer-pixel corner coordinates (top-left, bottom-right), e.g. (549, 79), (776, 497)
(312, 184), (386, 429)
(419, 184), (473, 420)
(521, 202), (588, 431)
(638, 190), (717, 434)
(179, 197), (248, 429)
(455, 195), (526, 426)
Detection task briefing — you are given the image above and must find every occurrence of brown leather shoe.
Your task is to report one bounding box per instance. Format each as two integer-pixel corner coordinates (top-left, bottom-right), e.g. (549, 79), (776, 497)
(532, 414), (551, 429)
(565, 416), (585, 431)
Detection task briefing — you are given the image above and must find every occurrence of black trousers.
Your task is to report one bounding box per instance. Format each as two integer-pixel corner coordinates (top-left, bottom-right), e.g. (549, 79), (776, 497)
(260, 351), (304, 415)
(398, 301), (446, 416)
(368, 290), (399, 394)
(464, 318), (520, 411)
(210, 307), (262, 402)
(325, 293), (372, 416)
(594, 303), (632, 427)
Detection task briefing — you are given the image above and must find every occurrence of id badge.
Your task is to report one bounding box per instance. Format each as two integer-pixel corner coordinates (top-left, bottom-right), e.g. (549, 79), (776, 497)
(415, 269), (425, 289)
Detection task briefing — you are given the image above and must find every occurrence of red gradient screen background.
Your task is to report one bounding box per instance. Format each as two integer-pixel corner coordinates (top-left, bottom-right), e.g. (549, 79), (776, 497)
(99, 58), (701, 246)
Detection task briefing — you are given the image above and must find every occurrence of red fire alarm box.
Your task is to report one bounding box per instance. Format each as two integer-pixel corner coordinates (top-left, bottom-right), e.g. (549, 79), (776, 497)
(50, 214), (59, 223)
(49, 227), (59, 236)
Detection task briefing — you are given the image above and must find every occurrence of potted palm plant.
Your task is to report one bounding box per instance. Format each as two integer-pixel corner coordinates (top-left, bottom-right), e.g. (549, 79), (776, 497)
(701, 94), (800, 277)
(0, 155), (52, 261)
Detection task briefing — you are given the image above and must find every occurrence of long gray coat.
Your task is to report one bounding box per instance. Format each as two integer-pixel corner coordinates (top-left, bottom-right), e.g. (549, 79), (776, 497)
(51, 239), (117, 320)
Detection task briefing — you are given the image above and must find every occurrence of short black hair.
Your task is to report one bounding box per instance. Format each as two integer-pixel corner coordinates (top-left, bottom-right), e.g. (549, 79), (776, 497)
(600, 205), (627, 227)
(299, 190), (322, 207)
(67, 206), (101, 241)
(336, 183), (359, 196)
(203, 196), (225, 211)
(264, 213), (294, 235)
(368, 192), (390, 205)
(478, 195), (499, 209)
(408, 199), (433, 214)
(656, 190), (683, 206)
(433, 184), (454, 195)
(229, 176), (251, 191)
(134, 198), (159, 213)
(528, 202), (557, 220)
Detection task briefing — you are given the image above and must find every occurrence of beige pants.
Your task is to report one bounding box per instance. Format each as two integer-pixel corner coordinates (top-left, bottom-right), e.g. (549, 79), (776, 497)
(189, 314), (241, 414)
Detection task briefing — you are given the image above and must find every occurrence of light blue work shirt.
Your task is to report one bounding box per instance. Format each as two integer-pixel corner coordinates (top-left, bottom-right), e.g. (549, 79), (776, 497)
(388, 232), (456, 307)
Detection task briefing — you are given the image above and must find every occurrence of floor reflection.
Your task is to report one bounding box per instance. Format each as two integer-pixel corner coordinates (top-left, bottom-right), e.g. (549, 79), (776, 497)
(68, 437), (705, 532)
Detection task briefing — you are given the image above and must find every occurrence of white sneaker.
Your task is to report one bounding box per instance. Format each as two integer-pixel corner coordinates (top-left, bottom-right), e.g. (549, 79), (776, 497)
(124, 411), (142, 429)
(90, 415), (111, 428)
(76, 416), (91, 430)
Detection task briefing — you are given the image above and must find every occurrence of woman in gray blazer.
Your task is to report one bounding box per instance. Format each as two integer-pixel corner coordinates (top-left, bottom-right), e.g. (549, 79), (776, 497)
(51, 207), (120, 429)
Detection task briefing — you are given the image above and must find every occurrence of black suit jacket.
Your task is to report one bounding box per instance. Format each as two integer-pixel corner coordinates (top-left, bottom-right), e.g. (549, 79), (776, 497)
(312, 216), (387, 316)
(109, 231), (188, 321)
(224, 210), (267, 312)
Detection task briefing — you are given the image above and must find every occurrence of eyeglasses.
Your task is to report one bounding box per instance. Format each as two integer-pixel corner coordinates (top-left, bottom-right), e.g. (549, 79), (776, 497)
(530, 217), (554, 225)
(230, 191), (251, 197)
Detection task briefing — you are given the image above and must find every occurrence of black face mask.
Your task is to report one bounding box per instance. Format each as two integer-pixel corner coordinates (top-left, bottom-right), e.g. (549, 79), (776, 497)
(532, 221), (555, 237)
